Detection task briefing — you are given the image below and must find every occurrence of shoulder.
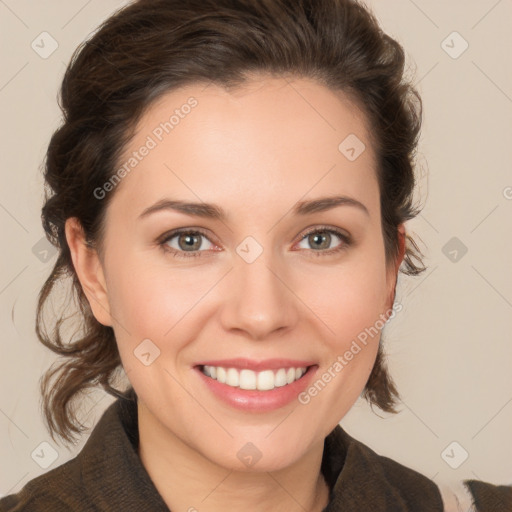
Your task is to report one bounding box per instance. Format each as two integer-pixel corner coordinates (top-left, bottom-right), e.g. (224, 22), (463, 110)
(347, 436), (512, 512)
(324, 425), (443, 511)
(325, 425), (512, 512)
(0, 456), (91, 512)
(0, 393), (168, 512)
(350, 435), (444, 510)
(463, 479), (512, 512)
(0, 398), (123, 512)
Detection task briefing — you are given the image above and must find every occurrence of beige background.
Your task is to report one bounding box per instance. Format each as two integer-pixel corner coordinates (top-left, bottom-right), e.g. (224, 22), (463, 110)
(1, 0), (511, 500)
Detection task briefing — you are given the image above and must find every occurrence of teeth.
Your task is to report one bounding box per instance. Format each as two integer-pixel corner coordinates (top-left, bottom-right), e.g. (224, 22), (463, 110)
(226, 368), (239, 387)
(239, 369), (257, 390)
(201, 365), (308, 391)
(217, 367), (226, 383)
(275, 368), (287, 387)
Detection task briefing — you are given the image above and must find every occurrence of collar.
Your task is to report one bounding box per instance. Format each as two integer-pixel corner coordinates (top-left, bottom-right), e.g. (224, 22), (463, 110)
(80, 390), (169, 510)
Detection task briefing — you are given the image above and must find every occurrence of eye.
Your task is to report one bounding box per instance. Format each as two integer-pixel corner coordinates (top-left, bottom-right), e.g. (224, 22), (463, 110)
(157, 225), (352, 259)
(158, 228), (217, 258)
(295, 226), (351, 256)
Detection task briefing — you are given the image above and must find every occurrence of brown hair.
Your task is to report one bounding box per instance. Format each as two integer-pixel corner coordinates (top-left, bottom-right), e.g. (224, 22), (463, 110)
(37, 0), (425, 445)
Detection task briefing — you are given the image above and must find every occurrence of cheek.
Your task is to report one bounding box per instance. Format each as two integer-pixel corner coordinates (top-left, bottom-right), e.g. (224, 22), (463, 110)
(105, 262), (209, 397)
(105, 256), (208, 351)
(303, 254), (389, 344)
(301, 253), (388, 390)
(293, 257), (389, 424)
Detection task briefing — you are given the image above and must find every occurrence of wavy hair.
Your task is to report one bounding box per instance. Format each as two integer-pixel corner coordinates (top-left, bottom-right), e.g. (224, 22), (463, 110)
(37, 0), (425, 444)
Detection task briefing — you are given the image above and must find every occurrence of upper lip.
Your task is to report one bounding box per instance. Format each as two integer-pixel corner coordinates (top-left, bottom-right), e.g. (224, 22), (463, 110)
(194, 358), (316, 372)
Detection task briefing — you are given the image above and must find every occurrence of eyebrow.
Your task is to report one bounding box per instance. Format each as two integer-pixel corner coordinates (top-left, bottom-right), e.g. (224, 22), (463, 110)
(138, 195), (369, 221)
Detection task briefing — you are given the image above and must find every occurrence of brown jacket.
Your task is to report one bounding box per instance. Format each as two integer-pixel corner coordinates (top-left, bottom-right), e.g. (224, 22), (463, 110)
(1, 392), (510, 511)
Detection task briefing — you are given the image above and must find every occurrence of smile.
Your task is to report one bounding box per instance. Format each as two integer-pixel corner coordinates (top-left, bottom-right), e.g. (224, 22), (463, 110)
(200, 365), (309, 391)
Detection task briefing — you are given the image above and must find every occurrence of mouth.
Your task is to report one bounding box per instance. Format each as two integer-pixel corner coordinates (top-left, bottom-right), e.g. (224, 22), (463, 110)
(193, 359), (319, 412)
(195, 364), (316, 391)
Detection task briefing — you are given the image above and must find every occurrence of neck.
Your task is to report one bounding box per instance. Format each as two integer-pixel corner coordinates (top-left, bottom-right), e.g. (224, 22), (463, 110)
(137, 401), (330, 512)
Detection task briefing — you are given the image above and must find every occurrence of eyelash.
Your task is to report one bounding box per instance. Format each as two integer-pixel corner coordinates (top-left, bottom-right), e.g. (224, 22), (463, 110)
(157, 225), (352, 259)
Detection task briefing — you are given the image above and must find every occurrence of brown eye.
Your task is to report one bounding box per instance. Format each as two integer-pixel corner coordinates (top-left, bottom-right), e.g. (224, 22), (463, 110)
(176, 232), (203, 251)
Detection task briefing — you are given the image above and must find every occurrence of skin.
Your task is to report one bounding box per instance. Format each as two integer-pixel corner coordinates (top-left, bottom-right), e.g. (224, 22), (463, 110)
(66, 75), (405, 512)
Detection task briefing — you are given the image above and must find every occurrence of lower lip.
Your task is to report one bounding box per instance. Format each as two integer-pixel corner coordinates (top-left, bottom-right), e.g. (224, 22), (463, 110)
(194, 365), (318, 412)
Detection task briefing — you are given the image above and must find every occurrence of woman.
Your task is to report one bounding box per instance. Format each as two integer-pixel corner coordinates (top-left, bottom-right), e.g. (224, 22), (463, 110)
(1, 0), (510, 510)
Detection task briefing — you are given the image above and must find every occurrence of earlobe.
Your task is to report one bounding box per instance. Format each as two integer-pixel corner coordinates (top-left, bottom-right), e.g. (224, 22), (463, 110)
(396, 224), (406, 273)
(64, 217), (112, 327)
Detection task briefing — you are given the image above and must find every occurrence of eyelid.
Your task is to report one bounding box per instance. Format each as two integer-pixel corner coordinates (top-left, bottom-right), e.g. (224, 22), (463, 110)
(158, 224), (352, 258)
(296, 224), (351, 243)
(157, 226), (215, 243)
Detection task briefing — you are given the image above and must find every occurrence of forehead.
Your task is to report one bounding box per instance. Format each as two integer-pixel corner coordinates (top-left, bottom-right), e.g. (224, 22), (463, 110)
(108, 76), (379, 222)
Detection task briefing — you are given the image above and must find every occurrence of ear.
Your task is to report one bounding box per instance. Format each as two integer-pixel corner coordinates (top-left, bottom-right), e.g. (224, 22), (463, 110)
(385, 223), (406, 313)
(65, 217), (112, 327)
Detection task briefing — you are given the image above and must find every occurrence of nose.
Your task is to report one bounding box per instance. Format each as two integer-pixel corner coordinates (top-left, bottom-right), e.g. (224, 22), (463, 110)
(219, 247), (299, 340)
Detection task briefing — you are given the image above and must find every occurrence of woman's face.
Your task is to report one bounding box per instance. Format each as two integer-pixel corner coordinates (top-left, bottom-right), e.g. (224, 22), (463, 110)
(85, 76), (400, 471)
